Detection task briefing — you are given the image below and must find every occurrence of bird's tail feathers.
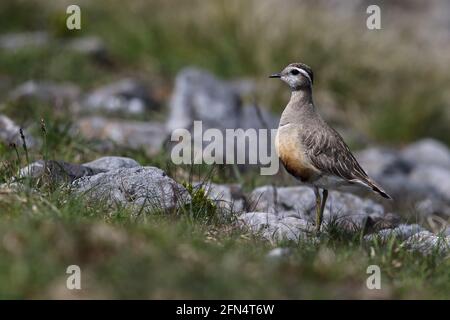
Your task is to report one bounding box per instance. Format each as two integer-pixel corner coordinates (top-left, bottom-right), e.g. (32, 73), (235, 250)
(365, 178), (392, 200)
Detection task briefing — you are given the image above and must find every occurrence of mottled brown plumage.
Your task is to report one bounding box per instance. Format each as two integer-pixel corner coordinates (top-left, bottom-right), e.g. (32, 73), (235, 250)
(301, 115), (391, 199)
(271, 62), (391, 232)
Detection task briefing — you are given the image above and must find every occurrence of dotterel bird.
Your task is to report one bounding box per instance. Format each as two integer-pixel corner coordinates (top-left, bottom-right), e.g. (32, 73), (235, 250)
(270, 63), (391, 233)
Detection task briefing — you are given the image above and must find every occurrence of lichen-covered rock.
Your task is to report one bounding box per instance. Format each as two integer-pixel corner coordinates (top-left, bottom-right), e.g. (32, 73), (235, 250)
(248, 185), (386, 227)
(239, 104), (279, 130)
(356, 147), (413, 178)
(0, 115), (35, 148)
(364, 224), (425, 243)
(76, 79), (158, 115)
(409, 165), (450, 202)
(167, 68), (278, 166)
(444, 226), (450, 237)
(65, 36), (109, 63)
(83, 156), (140, 171)
(401, 231), (449, 255)
(266, 247), (292, 259)
(351, 139), (450, 219)
(9, 80), (80, 104)
(238, 211), (313, 242)
(248, 186), (312, 214)
(372, 174), (432, 204)
(0, 31), (49, 50)
(413, 198), (450, 218)
(355, 147), (420, 201)
(20, 157), (142, 184)
(19, 160), (102, 183)
(401, 138), (450, 170)
(77, 117), (166, 155)
(73, 166), (190, 213)
(167, 67), (242, 133)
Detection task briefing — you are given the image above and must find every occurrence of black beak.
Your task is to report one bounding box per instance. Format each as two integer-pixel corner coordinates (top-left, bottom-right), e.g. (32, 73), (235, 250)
(269, 72), (281, 78)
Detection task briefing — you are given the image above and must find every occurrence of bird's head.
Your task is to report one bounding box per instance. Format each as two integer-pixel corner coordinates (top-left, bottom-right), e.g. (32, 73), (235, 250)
(269, 63), (314, 90)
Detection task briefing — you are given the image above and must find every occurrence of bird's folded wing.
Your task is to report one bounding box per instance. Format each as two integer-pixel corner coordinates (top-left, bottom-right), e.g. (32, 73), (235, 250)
(302, 125), (370, 183)
(302, 124), (392, 199)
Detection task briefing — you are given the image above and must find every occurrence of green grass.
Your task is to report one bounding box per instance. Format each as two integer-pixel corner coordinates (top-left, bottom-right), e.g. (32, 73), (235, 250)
(0, 185), (448, 299)
(0, 138), (448, 299)
(0, 48), (111, 88)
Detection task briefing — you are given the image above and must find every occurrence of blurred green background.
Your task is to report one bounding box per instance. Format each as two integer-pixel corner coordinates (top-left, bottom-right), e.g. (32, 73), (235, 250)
(1, 0), (449, 146)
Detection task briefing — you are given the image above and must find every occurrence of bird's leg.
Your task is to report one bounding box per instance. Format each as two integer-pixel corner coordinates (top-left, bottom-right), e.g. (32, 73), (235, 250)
(314, 187), (322, 233)
(318, 189), (328, 232)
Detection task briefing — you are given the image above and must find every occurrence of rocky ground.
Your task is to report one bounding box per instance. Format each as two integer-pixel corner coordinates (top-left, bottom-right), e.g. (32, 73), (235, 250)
(9, 148), (450, 256)
(1, 52), (449, 257)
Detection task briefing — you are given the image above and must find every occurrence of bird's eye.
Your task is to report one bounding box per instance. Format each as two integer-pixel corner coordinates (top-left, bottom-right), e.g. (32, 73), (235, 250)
(290, 69), (300, 75)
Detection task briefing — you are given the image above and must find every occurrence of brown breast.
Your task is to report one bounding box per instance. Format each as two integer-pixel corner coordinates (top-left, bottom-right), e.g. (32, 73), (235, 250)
(275, 126), (319, 182)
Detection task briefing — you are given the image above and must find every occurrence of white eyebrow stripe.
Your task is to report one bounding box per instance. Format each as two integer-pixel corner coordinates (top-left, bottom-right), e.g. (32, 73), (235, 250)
(293, 67), (312, 84)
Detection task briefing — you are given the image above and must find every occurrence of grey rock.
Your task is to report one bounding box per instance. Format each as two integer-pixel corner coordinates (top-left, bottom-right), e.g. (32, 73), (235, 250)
(355, 147), (420, 200)
(363, 212), (401, 234)
(401, 138), (450, 170)
(239, 211), (279, 230)
(249, 185), (312, 214)
(0, 31), (49, 51)
(77, 79), (158, 115)
(364, 224), (425, 242)
(66, 36), (108, 60)
(228, 79), (256, 97)
(19, 160), (102, 183)
(356, 143), (450, 217)
(323, 191), (386, 226)
(0, 114), (36, 148)
(83, 156), (140, 171)
(356, 147), (412, 178)
(266, 247), (292, 259)
(239, 104), (279, 130)
(410, 165), (450, 202)
(238, 104), (279, 167)
(195, 182), (245, 214)
(444, 226), (450, 236)
(77, 117), (166, 155)
(167, 68), (278, 166)
(9, 80), (80, 104)
(167, 67), (242, 133)
(372, 173), (432, 203)
(401, 231), (449, 255)
(73, 166), (190, 213)
(238, 211), (313, 242)
(249, 185), (386, 227)
(19, 157), (142, 184)
(414, 198), (450, 218)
